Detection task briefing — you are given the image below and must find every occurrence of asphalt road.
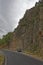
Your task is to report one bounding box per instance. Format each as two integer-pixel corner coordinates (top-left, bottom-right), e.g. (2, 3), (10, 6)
(0, 50), (43, 65)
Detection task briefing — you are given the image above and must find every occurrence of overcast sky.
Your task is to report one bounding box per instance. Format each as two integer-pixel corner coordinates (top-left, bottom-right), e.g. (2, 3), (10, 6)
(0, 0), (39, 37)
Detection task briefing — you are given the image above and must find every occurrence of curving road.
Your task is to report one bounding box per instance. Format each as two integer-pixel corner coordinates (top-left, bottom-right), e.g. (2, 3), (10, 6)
(0, 50), (43, 65)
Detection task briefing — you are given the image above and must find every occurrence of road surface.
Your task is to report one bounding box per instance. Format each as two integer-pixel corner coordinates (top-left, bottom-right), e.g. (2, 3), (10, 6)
(0, 50), (43, 65)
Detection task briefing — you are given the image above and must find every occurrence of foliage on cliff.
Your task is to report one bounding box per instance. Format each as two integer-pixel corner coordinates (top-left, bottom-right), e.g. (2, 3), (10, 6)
(0, 32), (13, 48)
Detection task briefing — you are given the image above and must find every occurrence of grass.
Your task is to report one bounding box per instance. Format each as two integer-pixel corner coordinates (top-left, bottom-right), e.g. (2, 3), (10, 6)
(0, 55), (5, 65)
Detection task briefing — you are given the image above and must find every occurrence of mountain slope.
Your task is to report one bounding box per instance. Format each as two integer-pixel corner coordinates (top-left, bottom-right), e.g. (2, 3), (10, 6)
(10, 1), (43, 53)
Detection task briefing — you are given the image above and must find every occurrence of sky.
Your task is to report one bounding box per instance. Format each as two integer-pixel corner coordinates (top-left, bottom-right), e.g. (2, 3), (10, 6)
(0, 0), (39, 38)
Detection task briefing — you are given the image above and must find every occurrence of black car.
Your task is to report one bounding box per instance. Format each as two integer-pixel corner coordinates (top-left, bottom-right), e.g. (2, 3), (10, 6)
(17, 48), (22, 52)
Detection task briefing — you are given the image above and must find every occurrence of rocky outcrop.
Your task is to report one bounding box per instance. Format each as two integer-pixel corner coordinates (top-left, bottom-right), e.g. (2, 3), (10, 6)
(9, 1), (43, 54)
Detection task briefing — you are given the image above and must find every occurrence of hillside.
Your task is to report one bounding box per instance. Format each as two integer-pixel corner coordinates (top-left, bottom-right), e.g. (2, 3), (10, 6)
(9, 1), (43, 55)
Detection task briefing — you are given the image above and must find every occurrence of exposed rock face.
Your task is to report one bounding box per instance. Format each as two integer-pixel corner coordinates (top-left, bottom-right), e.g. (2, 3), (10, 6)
(39, 0), (43, 2)
(10, 1), (43, 53)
